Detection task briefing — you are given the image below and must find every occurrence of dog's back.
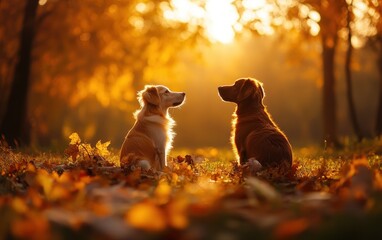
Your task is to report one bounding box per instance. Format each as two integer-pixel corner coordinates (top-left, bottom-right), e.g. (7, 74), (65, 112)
(242, 115), (291, 167)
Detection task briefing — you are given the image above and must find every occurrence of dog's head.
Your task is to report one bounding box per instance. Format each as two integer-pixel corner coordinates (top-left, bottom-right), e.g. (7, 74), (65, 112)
(138, 85), (186, 110)
(218, 78), (265, 105)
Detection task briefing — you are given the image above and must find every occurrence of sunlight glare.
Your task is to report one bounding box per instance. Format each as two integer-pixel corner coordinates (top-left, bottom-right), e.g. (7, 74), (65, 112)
(351, 0), (378, 46)
(298, 5), (321, 36)
(129, 16), (145, 30)
(239, 0), (274, 36)
(351, 36), (366, 49)
(307, 19), (320, 36)
(308, 10), (320, 22)
(136, 2), (150, 13)
(163, 0), (284, 42)
(163, 0), (239, 44)
(242, 0), (267, 10)
(205, 0), (239, 44)
(163, 0), (204, 24)
(299, 4), (310, 18)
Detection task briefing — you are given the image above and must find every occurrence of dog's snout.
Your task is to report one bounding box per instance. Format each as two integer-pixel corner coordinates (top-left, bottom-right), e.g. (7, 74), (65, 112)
(218, 86), (227, 95)
(218, 86), (228, 93)
(217, 86), (223, 94)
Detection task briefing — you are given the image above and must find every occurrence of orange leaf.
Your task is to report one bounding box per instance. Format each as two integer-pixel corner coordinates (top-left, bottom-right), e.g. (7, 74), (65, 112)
(274, 218), (309, 239)
(11, 215), (50, 240)
(36, 169), (53, 196)
(90, 202), (110, 216)
(26, 162), (36, 172)
(155, 179), (171, 204)
(11, 197), (28, 214)
(125, 202), (166, 232)
(65, 144), (79, 161)
(167, 197), (189, 229)
(374, 170), (382, 190)
(49, 185), (71, 201)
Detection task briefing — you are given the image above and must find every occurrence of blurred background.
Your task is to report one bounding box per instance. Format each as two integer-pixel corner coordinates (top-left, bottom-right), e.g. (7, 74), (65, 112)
(0, 0), (381, 150)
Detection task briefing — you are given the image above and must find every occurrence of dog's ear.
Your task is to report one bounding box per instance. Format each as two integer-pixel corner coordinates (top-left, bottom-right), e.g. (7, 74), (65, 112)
(139, 86), (160, 106)
(257, 81), (265, 100)
(237, 80), (254, 102)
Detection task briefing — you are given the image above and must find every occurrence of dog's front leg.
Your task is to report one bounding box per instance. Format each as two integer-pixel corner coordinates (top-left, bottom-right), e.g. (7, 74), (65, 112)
(235, 138), (247, 165)
(155, 148), (166, 170)
(234, 137), (247, 165)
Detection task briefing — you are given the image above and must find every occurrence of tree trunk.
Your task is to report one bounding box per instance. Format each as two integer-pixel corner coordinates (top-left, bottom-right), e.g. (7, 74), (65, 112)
(345, 1), (363, 141)
(0, 0), (39, 147)
(321, 34), (341, 148)
(376, 40), (382, 137)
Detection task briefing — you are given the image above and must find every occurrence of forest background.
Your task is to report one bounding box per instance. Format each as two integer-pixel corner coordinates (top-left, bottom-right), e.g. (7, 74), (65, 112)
(1, 0), (381, 150)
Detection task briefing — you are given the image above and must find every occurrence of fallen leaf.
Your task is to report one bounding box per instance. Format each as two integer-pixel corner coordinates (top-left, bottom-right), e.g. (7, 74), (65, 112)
(96, 140), (111, 157)
(155, 179), (171, 204)
(274, 218), (309, 239)
(11, 215), (50, 240)
(167, 197), (189, 229)
(68, 132), (81, 144)
(11, 197), (28, 213)
(125, 201), (167, 232)
(246, 177), (281, 202)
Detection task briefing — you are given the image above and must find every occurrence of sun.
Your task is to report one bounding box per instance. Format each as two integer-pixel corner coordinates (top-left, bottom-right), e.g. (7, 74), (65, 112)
(204, 0), (239, 44)
(163, 0), (240, 44)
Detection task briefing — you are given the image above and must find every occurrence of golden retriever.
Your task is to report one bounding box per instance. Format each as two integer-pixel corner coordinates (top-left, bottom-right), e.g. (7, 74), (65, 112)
(218, 78), (292, 169)
(120, 85), (186, 171)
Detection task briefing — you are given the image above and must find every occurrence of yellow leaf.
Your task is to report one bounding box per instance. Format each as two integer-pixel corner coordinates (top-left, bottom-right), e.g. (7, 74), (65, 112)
(53, 171), (71, 183)
(68, 132), (81, 144)
(74, 175), (92, 190)
(96, 140), (111, 157)
(36, 169), (53, 196)
(125, 202), (166, 232)
(155, 179), (171, 204)
(167, 197), (189, 229)
(11, 197), (28, 213)
(49, 185), (71, 201)
(80, 143), (93, 157)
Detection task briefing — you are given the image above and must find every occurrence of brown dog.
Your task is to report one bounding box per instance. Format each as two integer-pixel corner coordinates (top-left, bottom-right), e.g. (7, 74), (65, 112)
(120, 85), (186, 171)
(218, 78), (292, 169)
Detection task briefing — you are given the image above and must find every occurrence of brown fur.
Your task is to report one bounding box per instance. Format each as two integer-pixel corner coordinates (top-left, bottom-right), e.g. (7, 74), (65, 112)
(120, 85), (185, 171)
(218, 78), (292, 168)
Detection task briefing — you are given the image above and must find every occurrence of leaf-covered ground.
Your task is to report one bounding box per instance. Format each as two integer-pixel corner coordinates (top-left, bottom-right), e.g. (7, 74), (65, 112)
(1, 135), (382, 240)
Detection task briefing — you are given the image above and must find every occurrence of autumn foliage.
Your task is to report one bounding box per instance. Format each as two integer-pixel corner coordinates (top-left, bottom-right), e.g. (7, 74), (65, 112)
(0, 134), (382, 239)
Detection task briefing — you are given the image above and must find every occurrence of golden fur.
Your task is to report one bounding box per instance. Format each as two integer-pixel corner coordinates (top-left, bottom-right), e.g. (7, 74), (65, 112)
(218, 78), (292, 168)
(120, 85), (185, 171)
